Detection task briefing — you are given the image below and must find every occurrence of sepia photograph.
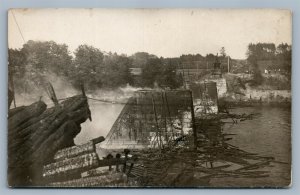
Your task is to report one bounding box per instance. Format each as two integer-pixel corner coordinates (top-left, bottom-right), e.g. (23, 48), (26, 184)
(7, 8), (292, 188)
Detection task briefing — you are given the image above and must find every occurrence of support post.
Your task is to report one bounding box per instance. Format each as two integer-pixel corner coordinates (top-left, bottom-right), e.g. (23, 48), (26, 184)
(115, 153), (121, 172)
(161, 92), (168, 143)
(164, 92), (174, 141)
(189, 90), (197, 149)
(107, 154), (113, 171)
(122, 149), (130, 173)
(8, 70), (16, 108)
(227, 56), (230, 73)
(46, 82), (59, 106)
(151, 94), (162, 150)
(80, 82), (86, 97)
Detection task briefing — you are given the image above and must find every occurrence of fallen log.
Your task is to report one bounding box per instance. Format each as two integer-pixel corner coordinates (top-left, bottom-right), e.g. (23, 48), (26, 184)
(8, 120), (82, 185)
(8, 107), (61, 153)
(31, 120), (82, 164)
(10, 95), (91, 164)
(8, 109), (68, 160)
(8, 106), (26, 118)
(8, 93), (92, 187)
(8, 107), (56, 138)
(8, 101), (47, 131)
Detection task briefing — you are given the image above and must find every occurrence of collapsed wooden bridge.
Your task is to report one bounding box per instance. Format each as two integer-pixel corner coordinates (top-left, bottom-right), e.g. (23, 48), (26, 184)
(8, 82), (264, 187)
(101, 90), (197, 150)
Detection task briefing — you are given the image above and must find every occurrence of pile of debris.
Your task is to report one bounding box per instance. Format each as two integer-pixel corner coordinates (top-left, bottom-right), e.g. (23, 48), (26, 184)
(8, 91), (91, 186)
(43, 138), (137, 187)
(127, 116), (277, 187)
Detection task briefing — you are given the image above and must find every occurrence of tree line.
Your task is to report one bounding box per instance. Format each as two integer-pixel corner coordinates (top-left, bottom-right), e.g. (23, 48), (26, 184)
(246, 42), (292, 86)
(8, 40), (292, 93)
(8, 41), (184, 92)
(246, 43), (291, 69)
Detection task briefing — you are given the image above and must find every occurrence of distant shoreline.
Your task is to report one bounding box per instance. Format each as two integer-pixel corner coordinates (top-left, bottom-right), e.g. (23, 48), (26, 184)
(221, 99), (291, 109)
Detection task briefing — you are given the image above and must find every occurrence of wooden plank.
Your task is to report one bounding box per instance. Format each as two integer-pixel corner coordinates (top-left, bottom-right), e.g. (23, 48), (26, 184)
(54, 141), (95, 161)
(48, 172), (127, 187)
(43, 152), (99, 178)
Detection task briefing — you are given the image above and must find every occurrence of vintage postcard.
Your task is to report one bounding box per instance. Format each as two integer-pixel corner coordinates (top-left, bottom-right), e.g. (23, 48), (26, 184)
(7, 9), (291, 187)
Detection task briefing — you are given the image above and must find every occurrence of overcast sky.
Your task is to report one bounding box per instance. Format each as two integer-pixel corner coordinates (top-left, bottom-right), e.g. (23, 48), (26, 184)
(8, 9), (292, 59)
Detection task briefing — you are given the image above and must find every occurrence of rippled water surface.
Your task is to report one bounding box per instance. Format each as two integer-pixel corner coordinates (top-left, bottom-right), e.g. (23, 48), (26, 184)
(216, 106), (291, 187)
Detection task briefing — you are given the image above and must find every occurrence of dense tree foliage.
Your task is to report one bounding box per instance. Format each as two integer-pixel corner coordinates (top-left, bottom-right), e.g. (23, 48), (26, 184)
(275, 43), (292, 71)
(9, 41), (72, 92)
(246, 42), (291, 86)
(246, 42), (291, 68)
(130, 52), (157, 68)
(8, 41), (184, 92)
(22, 40), (72, 76)
(101, 54), (133, 88)
(8, 40), (291, 93)
(70, 45), (104, 89)
(141, 57), (163, 87)
(8, 48), (26, 78)
(159, 59), (183, 89)
(247, 43), (276, 64)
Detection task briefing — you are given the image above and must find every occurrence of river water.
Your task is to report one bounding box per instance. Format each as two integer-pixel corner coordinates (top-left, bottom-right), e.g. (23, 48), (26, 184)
(74, 102), (124, 144)
(216, 106), (291, 187)
(75, 102), (291, 187)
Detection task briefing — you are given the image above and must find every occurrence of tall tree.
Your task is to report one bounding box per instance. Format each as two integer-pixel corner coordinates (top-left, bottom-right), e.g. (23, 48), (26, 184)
(22, 40), (72, 76)
(130, 52), (158, 68)
(8, 49), (26, 79)
(141, 58), (163, 87)
(246, 42), (278, 86)
(220, 47), (226, 57)
(71, 45), (104, 89)
(159, 59), (183, 89)
(205, 53), (217, 62)
(101, 54), (133, 88)
(276, 43), (292, 72)
(246, 43), (276, 63)
(9, 41), (73, 91)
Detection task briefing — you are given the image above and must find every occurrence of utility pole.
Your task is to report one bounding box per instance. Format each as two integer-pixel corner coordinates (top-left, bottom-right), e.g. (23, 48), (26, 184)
(197, 62), (199, 79)
(227, 56), (230, 73)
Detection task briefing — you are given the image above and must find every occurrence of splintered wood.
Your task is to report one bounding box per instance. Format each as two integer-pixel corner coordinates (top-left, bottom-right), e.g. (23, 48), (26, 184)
(43, 152), (99, 179)
(48, 172), (128, 187)
(54, 141), (95, 161)
(8, 95), (91, 186)
(42, 138), (136, 187)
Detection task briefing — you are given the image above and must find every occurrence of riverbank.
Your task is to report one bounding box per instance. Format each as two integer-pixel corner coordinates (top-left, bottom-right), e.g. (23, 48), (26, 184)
(219, 89), (291, 108)
(221, 72), (291, 108)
